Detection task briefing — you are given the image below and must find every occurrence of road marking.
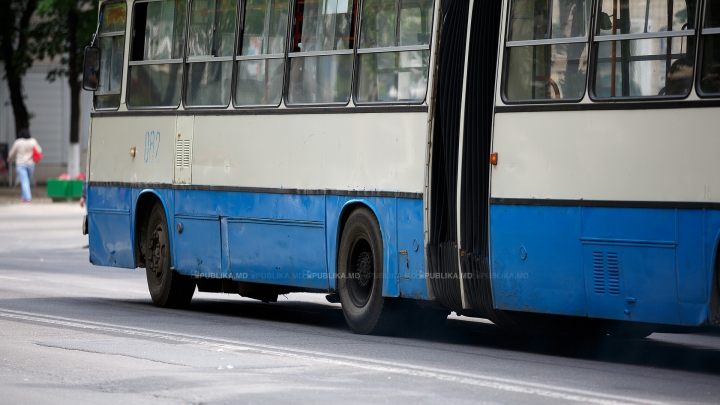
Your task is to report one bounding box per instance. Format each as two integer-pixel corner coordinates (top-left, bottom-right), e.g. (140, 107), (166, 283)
(0, 308), (671, 405)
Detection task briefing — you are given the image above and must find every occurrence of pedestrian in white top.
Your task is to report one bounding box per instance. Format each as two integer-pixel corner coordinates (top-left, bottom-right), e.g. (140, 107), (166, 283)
(6, 128), (42, 203)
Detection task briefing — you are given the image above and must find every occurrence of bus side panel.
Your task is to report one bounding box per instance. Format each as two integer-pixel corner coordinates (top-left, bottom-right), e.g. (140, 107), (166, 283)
(175, 190), (328, 289)
(87, 186), (134, 268)
(226, 217), (327, 289)
(489, 204), (587, 317)
(172, 189), (222, 279)
(396, 198), (428, 299)
(173, 214), (222, 278)
(581, 207), (679, 324)
(490, 205), (716, 326)
(676, 209), (706, 325)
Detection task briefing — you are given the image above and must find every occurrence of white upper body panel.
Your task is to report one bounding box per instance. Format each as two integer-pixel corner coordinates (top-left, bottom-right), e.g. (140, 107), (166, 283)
(89, 111), (429, 194)
(491, 108), (720, 202)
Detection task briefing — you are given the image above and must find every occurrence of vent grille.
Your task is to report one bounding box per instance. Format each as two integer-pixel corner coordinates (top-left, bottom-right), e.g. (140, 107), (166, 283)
(607, 252), (620, 295)
(592, 251), (621, 295)
(592, 252), (605, 294)
(175, 139), (190, 168)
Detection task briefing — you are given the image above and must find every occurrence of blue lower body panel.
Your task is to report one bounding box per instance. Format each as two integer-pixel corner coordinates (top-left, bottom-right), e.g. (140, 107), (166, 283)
(489, 204), (719, 326)
(87, 186), (429, 299)
(87, 186), (134, 268)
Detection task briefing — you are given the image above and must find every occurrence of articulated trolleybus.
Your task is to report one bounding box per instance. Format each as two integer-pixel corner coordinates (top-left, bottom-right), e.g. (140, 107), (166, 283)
(82, 0), (720, 337)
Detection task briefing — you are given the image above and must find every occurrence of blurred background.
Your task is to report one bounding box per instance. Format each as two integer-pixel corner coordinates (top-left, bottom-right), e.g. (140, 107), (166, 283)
(1, 0), (97, 184)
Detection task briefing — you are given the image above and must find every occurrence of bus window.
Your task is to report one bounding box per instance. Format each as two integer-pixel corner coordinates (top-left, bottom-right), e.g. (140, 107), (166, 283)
(355, 0), (433, 104)
(95, 2), (126, 110)
(127, 0), (187, 108)
(286, 0), (357, 104)
(503, 0), (591, 102)
(185, 0), (238, 107)
(592, 0), (696, 99)
(235, 0), (289, 106)
(698, 0), (720, 95)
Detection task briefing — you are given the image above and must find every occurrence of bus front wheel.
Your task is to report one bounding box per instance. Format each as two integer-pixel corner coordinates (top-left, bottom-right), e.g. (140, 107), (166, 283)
(144, 202), (195, 308)
(338, 207), (401, 335)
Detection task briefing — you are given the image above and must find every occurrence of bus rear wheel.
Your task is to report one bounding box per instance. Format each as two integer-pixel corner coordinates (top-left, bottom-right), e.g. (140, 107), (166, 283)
(338, 208), (400, 335)
(144, 202), (195, 308)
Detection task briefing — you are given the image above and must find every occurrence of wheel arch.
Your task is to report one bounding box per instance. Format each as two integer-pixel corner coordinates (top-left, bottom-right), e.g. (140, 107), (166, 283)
(334, 199), (398, 297)
(133, 190), (170, 268)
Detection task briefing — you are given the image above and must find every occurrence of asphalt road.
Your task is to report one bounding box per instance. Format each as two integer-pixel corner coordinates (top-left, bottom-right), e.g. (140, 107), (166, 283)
(1, 202), (719, 405)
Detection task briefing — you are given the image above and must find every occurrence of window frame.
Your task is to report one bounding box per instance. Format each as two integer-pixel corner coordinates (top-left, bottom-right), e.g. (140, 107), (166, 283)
(695, 0), (720, 98)
(232, 0), (292, 108)
(500, 0), (593, 104)
(94, 0), (127, 111)
(183, 0), (240, 109)
(352, 0), (435, 106)
(500, 0), (597, 105)
(587, 0), (700, 102)
(126, 0), (188, 110)
(283, 0), (360, 107)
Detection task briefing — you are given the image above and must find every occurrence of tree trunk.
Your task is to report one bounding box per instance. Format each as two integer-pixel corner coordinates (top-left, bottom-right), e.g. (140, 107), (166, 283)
(0, 0), (39, 137)
(67, 7), (81, 176)
(67, 7), (80, 145)
(4, 66), (31, 135)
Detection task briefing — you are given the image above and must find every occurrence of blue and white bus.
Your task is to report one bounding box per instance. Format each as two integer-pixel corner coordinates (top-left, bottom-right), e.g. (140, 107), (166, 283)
(82, 0), (720, 337)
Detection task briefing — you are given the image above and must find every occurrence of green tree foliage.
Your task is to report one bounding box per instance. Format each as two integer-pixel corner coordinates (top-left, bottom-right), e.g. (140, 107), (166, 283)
(0, 0), (39, 135)
(33, 0), (98, 144)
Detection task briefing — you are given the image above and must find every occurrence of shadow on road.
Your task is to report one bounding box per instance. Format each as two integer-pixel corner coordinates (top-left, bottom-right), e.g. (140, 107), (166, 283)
(4, 294), (720, 376)
(144, 296), (720, 376)
(439, 319), (720, 375)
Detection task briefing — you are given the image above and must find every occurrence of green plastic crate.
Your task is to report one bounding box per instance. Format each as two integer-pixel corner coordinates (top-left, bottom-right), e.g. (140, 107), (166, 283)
(46, 179), (85, 201)
(46, 179), (68, 200)
(68, 179), (84, 198)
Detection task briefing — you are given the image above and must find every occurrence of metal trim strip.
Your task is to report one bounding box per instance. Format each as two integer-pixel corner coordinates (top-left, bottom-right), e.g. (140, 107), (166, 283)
(505, 36), (588, 47)
(287, 50), (354, 58)
(87, 208), (131, 215)
(490, 197), (720, 210)
(88, 182), (424, 199)
(701, 27), (720, 35)
(186, 56), (234, 63)
(225, 217), (324, 228)
(356, 45), (430, 54)
(580, 237), (677, 247)
(128, 59), (183, 66)
(91, 105), (428, 117)
(235, 54), (284, 61)
(494, 99), (720, 113)
(594, 30), (695, 42)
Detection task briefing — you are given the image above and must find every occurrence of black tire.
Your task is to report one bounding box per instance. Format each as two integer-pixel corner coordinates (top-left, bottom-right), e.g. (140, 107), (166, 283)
(144, 202), (195, 308)
(338, 207), (401, 335)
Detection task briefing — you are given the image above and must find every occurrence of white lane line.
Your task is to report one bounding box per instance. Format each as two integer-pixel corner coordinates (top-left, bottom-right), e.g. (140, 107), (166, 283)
(0, 308), (671, 405)
(0, 275), (31, 281)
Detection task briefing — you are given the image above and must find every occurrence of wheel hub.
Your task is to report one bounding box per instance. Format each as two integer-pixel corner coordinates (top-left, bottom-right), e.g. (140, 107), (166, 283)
(356, 252), (372, 287)
(347, 237), (374, 307)
(148, 226), (165, 281)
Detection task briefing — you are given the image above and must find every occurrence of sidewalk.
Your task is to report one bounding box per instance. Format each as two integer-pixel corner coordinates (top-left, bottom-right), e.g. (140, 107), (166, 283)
(0, 186), (52, 205)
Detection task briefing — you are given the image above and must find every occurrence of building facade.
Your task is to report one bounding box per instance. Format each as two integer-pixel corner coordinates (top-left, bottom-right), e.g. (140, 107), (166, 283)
(0, 61), (91, 184)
